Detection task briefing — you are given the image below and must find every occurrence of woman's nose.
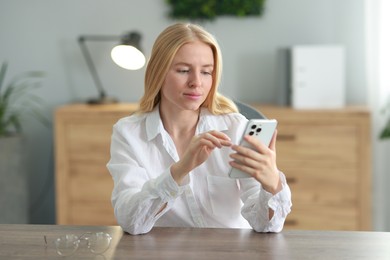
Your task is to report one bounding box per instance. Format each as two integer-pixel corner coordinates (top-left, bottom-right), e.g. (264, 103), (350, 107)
(188, 72), (202, 88)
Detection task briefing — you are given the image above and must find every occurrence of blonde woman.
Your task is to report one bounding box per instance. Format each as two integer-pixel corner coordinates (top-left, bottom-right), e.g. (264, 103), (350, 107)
(107, 23), (292, 235)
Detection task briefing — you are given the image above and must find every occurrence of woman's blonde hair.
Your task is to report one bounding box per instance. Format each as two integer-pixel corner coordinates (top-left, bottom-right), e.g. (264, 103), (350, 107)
(138, 23), (237, 114)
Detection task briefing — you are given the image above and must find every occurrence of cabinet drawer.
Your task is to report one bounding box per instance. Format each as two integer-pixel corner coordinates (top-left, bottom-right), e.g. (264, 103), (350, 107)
(285, 168), (357, 205)
(67, 122), (113, 162)
(285, 204), (358, 230)
(70, 202), (117, 225)
(277, 124), (358, 166)
(69, 163), (113, 202)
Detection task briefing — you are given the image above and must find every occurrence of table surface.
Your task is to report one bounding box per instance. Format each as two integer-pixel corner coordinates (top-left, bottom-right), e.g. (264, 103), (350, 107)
(0, 224), (389, 259)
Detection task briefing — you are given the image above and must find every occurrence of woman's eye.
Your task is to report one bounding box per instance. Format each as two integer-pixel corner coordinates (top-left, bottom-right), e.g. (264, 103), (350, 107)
(202, 71), (212, 75)
(177, 69), (189, 73)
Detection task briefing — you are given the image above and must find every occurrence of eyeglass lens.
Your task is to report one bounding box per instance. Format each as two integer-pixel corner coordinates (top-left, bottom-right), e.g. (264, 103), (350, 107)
(86, 232), (112, 254)
(55, 234), (80, 256)
(54, 232), (112, 256)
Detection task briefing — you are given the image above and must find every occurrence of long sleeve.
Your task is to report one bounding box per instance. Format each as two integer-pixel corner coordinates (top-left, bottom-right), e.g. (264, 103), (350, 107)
(110, 168), (184, 235)
(107, 121), (187, 235)
(240, 172), (292, 232)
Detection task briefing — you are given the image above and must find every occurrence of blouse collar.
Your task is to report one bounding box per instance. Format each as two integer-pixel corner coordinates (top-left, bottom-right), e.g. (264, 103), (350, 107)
(145, 105), (230, 141)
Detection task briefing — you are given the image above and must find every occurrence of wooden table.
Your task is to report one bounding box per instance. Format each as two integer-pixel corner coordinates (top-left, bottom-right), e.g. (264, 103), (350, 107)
(0, 225), (389, 259)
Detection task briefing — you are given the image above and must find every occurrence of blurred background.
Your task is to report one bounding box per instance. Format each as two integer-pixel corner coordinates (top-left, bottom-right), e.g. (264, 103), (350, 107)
(0, 0), (389, 230)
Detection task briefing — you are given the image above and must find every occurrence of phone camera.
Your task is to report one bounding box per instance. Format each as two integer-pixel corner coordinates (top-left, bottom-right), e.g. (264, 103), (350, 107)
(249, 131), (255, 136)
(256, 128), (262, 133)
(251, 124), (256, 129)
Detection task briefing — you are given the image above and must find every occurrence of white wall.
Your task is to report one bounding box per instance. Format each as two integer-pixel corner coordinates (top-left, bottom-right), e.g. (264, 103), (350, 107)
(1, 0), (375, 226)
(365, 0), (390, 232)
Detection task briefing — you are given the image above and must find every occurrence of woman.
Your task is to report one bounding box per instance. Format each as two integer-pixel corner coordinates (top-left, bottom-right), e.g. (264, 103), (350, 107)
(107, 23), (292, 235)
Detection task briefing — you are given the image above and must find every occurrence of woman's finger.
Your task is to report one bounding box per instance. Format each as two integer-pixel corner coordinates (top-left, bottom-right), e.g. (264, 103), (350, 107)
(201, 131), (232, 148)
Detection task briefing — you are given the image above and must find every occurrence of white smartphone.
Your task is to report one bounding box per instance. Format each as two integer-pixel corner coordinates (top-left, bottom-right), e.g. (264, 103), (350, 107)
(228, 119), (278, 178)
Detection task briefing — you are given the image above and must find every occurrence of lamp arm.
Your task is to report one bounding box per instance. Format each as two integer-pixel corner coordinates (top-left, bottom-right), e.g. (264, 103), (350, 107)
(78, 36), (107, 99)
(77, 34), (141, 104)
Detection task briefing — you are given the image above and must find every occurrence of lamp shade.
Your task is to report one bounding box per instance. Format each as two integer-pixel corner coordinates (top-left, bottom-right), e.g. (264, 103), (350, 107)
(111, 32), (146, 70)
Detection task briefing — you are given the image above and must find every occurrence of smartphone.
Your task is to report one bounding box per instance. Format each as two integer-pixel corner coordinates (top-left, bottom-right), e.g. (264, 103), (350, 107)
(228, 119), (278, 178)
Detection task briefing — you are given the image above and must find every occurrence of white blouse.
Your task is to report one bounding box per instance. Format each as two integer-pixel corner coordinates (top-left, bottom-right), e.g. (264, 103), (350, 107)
(107, 106), (292, 235)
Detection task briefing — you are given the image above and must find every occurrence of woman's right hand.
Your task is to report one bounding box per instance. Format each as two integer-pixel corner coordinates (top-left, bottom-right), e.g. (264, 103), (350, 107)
(170, 130), (232, 185)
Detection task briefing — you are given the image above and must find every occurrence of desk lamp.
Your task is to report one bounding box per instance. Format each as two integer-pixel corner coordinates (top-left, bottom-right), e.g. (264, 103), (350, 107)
(78, 31), (145, 104)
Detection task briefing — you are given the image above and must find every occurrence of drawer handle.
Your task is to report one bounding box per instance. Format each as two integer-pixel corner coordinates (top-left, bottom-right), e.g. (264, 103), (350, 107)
(286, 177), (297, 184)
(277, 134), (296, 141)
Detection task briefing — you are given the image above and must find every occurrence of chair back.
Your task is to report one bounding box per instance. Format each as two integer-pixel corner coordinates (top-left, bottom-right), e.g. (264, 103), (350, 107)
(234, 100), (266, 119)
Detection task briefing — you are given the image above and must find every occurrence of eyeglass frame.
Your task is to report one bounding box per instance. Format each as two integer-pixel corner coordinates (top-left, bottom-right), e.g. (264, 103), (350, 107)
(44, 231), (112, 256)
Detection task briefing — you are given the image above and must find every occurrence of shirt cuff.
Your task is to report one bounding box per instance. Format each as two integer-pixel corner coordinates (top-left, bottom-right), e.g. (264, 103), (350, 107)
(154, 168), (188, 201)
(261, 171), (291, 211)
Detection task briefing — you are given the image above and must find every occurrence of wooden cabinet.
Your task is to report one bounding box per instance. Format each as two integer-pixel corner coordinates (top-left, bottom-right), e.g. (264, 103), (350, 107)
(55, 104), (371, 230)
(254, 106), (371, 230)
(55, 103), (138, 225)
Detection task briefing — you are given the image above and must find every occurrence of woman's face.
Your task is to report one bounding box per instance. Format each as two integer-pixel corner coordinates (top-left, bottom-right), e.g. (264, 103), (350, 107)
(160, 41), (214, 112)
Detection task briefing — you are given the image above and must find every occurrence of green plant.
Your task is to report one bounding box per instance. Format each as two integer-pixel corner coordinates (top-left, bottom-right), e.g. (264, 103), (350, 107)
(380, 99), (390, 140)
(0, 62), (48, 137)
(166, 0), (266, 21)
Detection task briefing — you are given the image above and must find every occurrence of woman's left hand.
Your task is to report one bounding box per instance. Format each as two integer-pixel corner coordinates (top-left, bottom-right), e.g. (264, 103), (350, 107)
(229, 130), (282, 194)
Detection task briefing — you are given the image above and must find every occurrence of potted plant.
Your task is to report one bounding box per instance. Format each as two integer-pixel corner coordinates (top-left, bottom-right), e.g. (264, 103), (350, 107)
(0, 61), (46, 223)
(165, 0), (266, 21)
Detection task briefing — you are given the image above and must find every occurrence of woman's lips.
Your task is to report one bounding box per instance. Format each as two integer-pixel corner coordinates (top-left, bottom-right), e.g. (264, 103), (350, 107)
(184, 93), (202, 100)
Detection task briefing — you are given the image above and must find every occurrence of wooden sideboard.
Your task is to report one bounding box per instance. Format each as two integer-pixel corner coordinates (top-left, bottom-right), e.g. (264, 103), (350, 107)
(255, 105), (371, 230)
(55, 103), (138, 225)
(55, 104), (371, 230)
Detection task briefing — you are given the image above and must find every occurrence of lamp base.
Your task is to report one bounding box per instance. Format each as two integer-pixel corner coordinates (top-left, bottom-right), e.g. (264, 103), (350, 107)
(87, 96), (118, 105)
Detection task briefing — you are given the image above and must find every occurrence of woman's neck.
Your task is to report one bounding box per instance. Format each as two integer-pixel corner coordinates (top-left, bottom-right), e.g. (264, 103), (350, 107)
(160, 106), (200, 138)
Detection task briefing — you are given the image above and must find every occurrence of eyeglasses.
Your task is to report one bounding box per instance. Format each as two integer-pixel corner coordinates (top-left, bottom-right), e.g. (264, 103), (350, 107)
(44, 232), (112, 256)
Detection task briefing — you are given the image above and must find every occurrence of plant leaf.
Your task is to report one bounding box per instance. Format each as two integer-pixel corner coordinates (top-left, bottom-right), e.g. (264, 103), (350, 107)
(0, 62), (8, 92)
(0, 63), (47, 136)
(380, 119), (390, 140)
